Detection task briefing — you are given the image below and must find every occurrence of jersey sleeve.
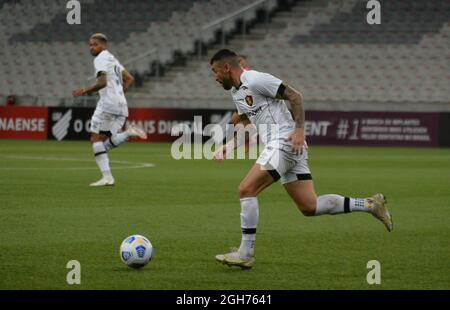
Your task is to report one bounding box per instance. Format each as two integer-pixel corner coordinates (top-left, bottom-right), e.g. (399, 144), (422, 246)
(236, 101), (244, 115)
(94, 55), (108, 77)
(248, 72), (283, 99)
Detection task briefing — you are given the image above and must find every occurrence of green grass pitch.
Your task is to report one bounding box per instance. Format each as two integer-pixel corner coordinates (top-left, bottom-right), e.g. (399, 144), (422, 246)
(0, 140), (449, 290)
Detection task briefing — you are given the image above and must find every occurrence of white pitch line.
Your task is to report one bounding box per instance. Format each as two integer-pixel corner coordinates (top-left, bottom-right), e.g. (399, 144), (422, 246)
(0, 155), (155, 170)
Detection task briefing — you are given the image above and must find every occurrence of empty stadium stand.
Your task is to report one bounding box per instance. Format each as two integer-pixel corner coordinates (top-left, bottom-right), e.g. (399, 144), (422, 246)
(0, 0), (276, 103)
(294, 0), (450, 44)
(134, 0), (449, 110)
(0, 0), (448, 112)
(9, 0), (198, 43)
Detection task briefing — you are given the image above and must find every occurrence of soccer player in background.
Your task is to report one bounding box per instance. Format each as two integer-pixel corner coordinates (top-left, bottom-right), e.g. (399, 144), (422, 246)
(72, 33), (147, 187)
(210, 49), (393, 269)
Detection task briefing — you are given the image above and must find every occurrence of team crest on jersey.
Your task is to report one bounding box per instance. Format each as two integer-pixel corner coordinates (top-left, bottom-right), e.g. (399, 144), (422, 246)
(245, 95), (253, 106)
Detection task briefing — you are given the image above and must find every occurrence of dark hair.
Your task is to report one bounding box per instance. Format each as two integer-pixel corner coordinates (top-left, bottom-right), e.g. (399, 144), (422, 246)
(210, 49), (238, 65)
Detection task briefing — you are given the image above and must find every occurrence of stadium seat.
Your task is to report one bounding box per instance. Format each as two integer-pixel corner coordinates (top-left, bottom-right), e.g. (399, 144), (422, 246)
(0, 0), (448, 106)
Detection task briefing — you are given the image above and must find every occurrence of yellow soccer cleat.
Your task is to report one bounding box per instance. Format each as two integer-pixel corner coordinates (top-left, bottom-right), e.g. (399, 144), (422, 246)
(367, 193), (393, 232)
(215, 248), (255, 270)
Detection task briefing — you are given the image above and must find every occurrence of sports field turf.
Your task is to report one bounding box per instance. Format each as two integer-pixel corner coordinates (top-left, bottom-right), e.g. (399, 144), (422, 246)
(0, 140), (449, 290)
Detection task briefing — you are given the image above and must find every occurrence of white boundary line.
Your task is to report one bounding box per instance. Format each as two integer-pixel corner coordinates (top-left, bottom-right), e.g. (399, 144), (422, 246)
(0, 155), (155, 170)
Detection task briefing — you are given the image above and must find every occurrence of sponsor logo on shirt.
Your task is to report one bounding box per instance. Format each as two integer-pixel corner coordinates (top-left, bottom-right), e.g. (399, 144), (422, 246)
(246, 106), (263, 117)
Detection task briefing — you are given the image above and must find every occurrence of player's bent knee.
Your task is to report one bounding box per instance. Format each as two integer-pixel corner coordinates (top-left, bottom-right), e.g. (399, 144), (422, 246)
(90, 133), (104, 143)
(238, 184), (257, 198)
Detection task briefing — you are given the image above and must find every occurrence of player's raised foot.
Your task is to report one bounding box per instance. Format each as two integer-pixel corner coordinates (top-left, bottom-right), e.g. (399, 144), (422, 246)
(215, 248), (255, 270)
(367, 193), (393, 232)
(89, 176), (115, 187)
(126, 125), (147, 140)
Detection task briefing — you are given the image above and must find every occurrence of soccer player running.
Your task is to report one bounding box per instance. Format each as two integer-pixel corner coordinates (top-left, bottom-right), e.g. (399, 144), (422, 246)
(72, 33), (147, 187)
(210, 49), (393, 269)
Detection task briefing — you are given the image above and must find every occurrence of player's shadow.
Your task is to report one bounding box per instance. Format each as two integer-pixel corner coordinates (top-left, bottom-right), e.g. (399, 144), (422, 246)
(215, 264), (255, 273)
(111, 267), (154, 273)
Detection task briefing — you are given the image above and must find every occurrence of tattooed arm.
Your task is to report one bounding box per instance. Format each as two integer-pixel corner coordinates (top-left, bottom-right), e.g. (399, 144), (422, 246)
(280, 84), (305, 154)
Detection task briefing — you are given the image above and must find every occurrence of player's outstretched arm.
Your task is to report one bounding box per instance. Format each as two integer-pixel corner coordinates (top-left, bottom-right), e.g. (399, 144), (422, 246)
(72, 72), (107, 97)
(122, 69), (135, 93)
(233, 113), (256, 154)
(282, 85), (305, 154)
(214, 114), (253, 161)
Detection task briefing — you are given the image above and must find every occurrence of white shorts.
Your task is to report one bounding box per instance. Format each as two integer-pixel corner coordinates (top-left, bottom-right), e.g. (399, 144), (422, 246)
(90, 110), (126, 136)
(256, 144), (311, 184)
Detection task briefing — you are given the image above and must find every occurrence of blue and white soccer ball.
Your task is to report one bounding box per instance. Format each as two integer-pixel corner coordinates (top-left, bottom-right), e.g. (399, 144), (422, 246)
(120, 235), (153, 268)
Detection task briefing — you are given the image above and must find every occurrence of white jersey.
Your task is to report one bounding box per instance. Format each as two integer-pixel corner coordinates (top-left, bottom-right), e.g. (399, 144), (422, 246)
(231, 70), (295, 147)
(94, 50), (128, 116)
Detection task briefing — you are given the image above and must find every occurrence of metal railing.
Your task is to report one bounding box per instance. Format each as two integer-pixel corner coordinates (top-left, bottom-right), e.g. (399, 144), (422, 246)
(197, 0), (272, 58)
(122, 48), (159, 77)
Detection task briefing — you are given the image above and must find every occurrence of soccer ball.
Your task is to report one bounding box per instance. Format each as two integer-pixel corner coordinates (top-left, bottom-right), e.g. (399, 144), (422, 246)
(120, 235), (153, 268)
